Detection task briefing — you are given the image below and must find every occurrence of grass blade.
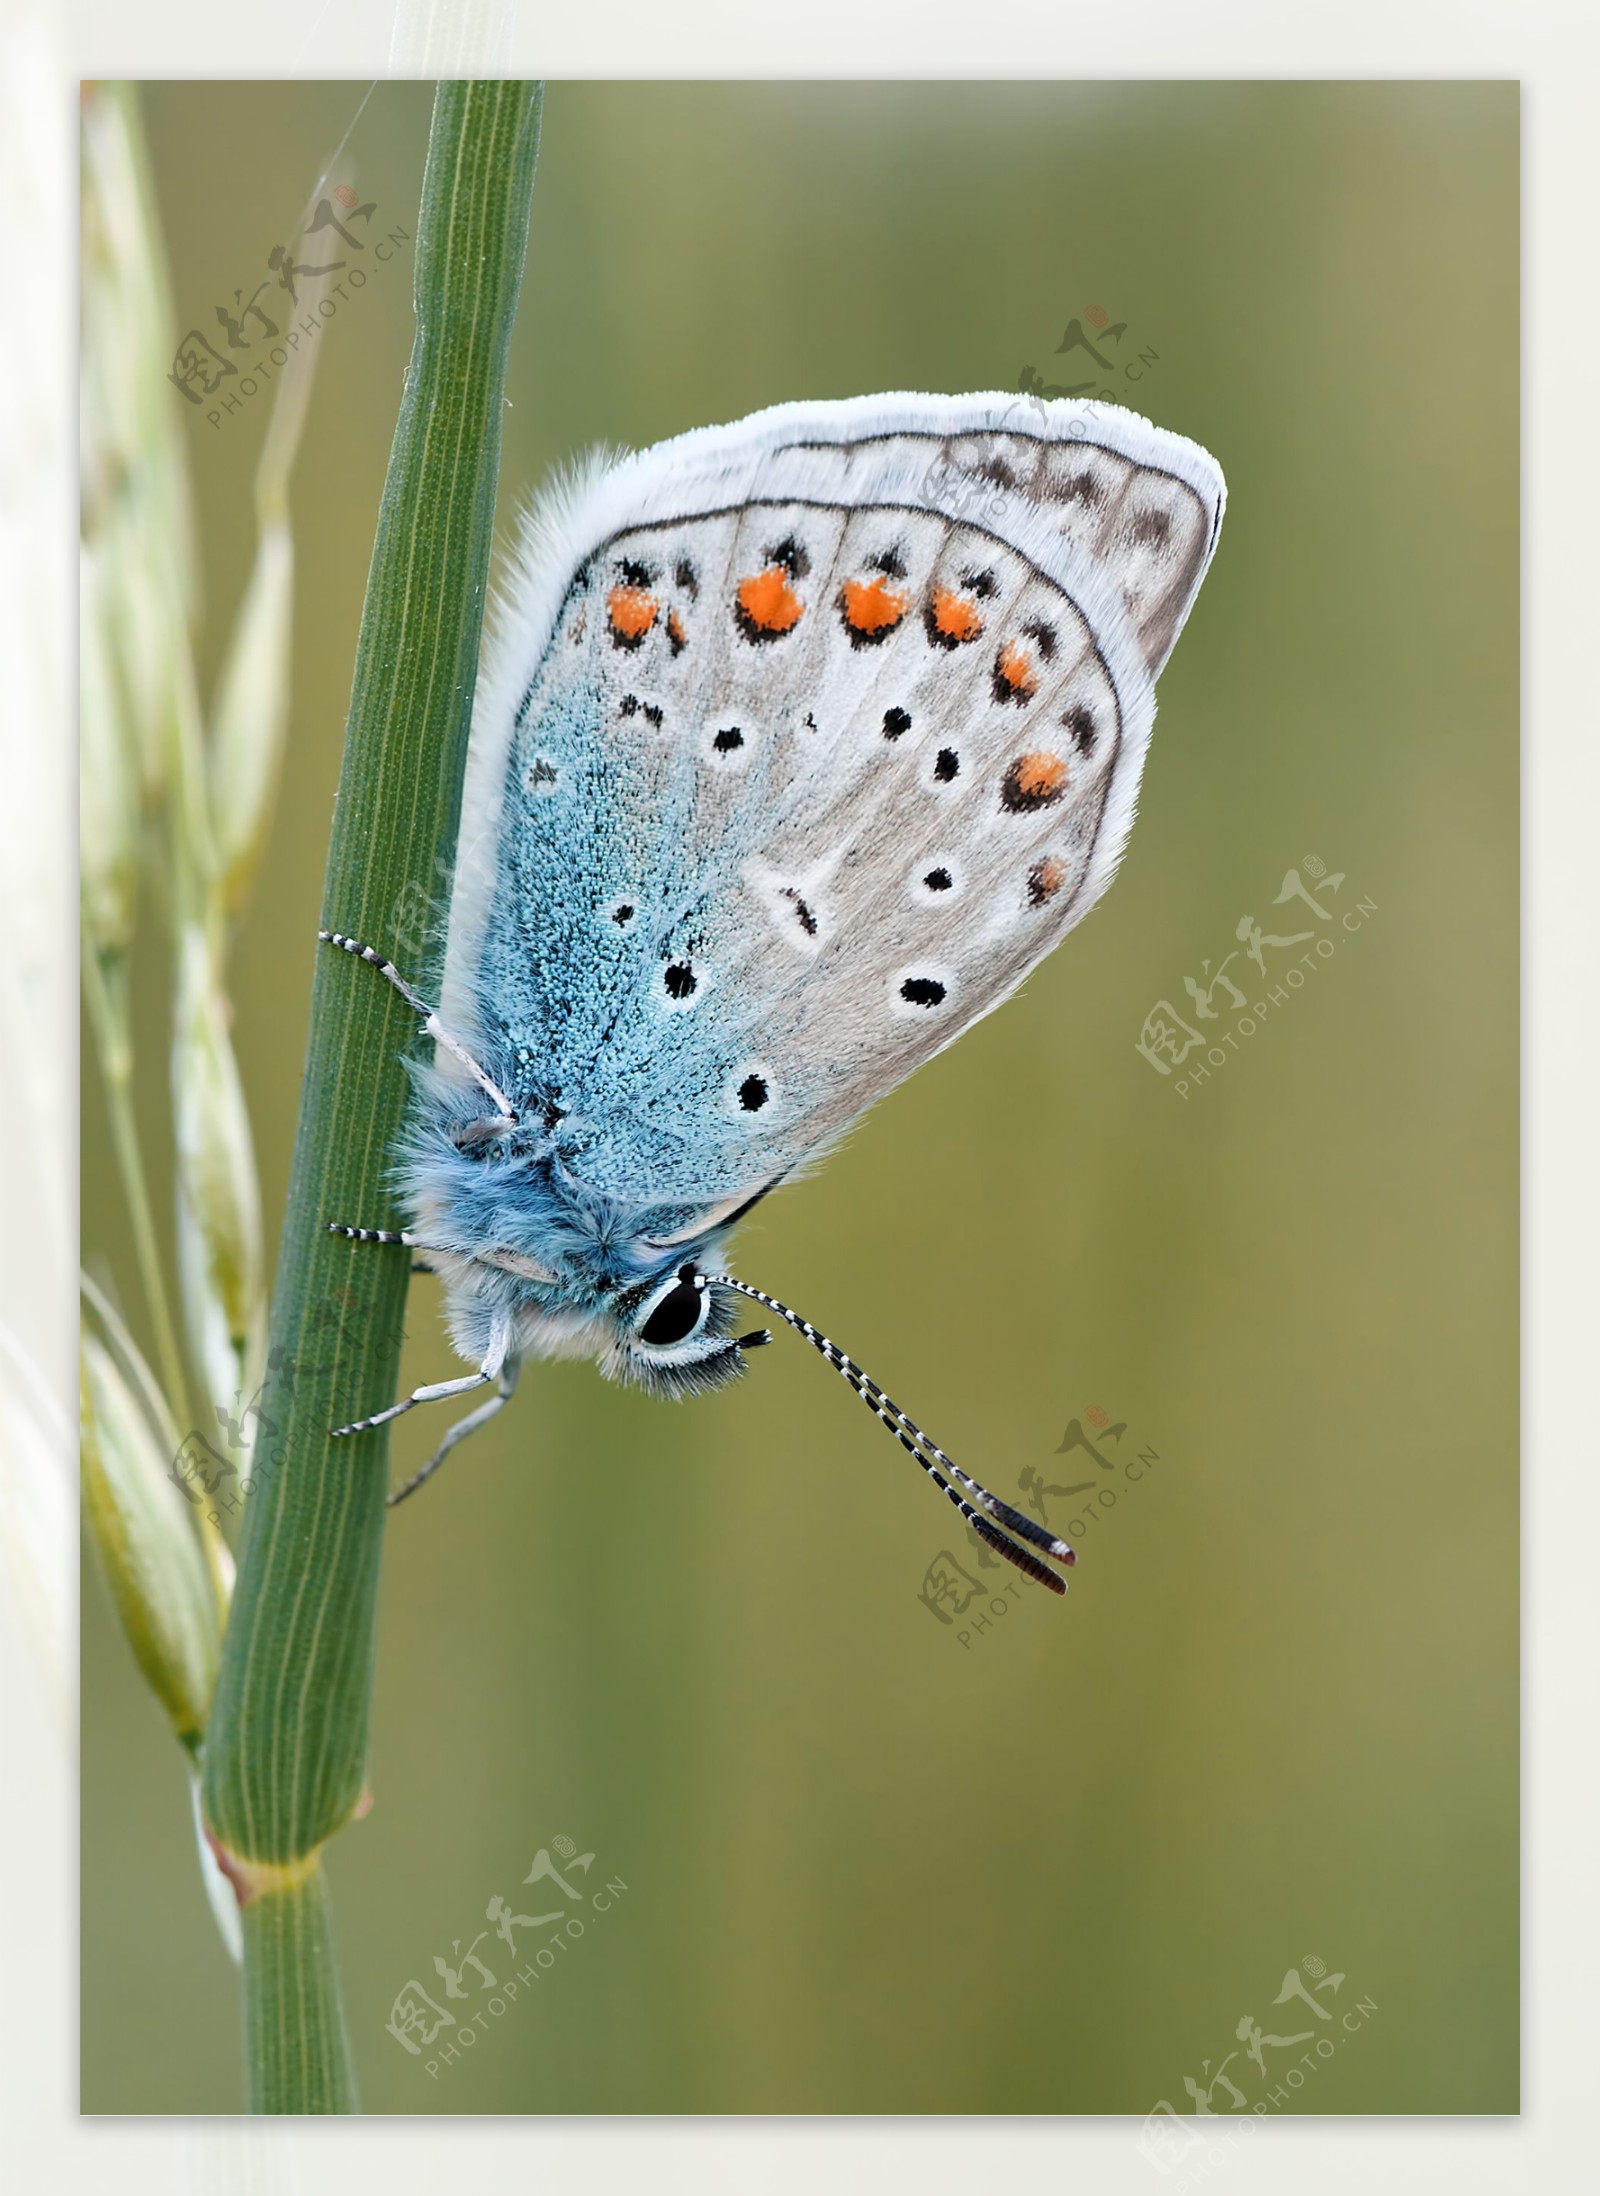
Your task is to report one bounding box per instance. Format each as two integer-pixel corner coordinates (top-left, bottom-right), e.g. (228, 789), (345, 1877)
(200, 79), (544, 2113)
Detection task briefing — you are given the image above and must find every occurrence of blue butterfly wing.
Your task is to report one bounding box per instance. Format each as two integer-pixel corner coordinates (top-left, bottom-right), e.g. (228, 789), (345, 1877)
(441, 394), (1224, 1226)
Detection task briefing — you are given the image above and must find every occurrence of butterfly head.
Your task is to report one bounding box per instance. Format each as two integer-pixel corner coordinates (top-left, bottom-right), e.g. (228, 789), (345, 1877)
(600, 1261), (771, 1399)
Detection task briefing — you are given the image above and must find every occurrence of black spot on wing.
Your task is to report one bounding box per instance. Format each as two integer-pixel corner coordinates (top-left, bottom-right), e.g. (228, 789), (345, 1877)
(780, 888), (819, 938)
(1063, 703), (1098, 757)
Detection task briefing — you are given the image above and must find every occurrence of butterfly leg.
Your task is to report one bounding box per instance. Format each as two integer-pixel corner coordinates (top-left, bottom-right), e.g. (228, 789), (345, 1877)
(326, 1223), (430, 1249)
(327, 1222), (551, 1288)
(387, 1358), (522, 1508)
(329, 1317), (512, 1441)
(330, 1367), (493, 1440)
(324, 1220), (442, 1273)
(318, 930), (519, 1125)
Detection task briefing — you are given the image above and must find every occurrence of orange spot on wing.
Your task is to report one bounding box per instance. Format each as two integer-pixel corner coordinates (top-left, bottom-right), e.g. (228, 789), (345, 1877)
(1002, 751), (1070, 813)
(1028, 855), (1068, 905)
(840, 574), (908, 635)
(1017, 752), (1068, 797)
(929, 588), (984, 644)
(606, 584), (658, 641)
(667, 608), (687, 653)
(736, 564), (805, 636)
(996, 641), (1037, 696)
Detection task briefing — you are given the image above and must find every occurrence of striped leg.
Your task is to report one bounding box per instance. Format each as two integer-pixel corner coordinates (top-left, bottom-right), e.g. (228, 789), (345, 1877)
(387, 1359), (521, 1507)
(330, 1320), (512, 1441)
(327, 1223), (534, 1284)
(325, 1221), (444, 1274)
(326, 1223), (429, 1249)
(318, 930), (518, 1125)
(330, 1366), (493, 1440)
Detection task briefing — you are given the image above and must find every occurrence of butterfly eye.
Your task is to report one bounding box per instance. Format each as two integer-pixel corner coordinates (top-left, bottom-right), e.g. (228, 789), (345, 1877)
(637, 1269), (709, 1348)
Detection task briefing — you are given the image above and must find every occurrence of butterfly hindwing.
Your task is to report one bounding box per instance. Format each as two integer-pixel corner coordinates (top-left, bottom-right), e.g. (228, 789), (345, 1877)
(444, 393), (1224, 1219)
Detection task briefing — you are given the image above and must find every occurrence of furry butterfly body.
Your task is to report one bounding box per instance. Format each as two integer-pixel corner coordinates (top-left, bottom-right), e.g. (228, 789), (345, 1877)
(325, 391), (1225, 1581)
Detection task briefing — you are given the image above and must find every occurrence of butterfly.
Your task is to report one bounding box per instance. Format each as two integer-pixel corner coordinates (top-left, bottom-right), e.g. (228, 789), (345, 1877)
(323, 390), (1225, 1596)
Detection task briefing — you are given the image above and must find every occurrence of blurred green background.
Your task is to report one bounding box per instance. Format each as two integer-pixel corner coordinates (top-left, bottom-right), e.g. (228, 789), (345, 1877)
(81, 81), (1517, 2115)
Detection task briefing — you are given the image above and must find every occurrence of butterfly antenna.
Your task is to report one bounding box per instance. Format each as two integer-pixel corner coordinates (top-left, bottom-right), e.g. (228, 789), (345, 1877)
(709, 1275), (1074, 1595)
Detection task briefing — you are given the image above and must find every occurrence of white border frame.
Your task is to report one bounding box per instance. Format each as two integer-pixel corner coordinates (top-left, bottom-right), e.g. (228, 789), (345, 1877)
(10, 10), (1590, 2191)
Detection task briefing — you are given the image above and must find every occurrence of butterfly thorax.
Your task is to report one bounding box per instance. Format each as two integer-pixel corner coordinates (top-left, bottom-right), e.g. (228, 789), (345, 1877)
(397, 1062), (748, 1392)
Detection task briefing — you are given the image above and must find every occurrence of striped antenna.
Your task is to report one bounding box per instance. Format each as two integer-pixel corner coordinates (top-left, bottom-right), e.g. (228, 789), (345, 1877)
(709, 1274), (1075, 1596)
